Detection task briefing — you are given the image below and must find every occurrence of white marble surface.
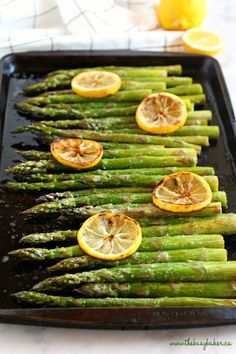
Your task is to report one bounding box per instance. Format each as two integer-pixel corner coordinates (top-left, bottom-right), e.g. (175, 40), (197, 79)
(1, 0), (236, 353)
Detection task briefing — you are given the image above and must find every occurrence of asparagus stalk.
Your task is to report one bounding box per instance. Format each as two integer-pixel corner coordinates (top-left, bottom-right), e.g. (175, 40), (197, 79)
(19, 227), (224, 246)
(18, 214), (236, 244)
(14, 125), (208, 149)
(17, 147), (197, 161)
(36, 118), (208, 129)
(32, 261), (236, 292)
(24, 89), (153, 106)
(187, 110), (212, 121)
(24, 190), (226, 215)
(23, 192), (153, 214)
(47, 249), (227, 272)
(121, 81), (166, 91)
(76, 281), (236, 298)
(8, 155), (198, 175)
(14, 291), (236, 307)
(59, 202), (222, 221)
(16, 103), (138, 119)
(46, 65), (182, 77)
(184, 120), (208, 126)
(6, 175), (218, 193)
(109, 126), (219, 139)
(19, 230), (78, 245)
(33, 166), (214, 198)
(165, 83), (203, 95)
(8, 235), (224, 264)
(140, 213), (236, 236)
(179, 94), (205, 105)
(122, 76), (193, 87)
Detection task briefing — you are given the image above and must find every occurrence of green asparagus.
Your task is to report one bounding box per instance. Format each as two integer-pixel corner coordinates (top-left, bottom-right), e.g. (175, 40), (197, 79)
(138, 213), (236, 236)
(14, 125), (208, 149)
(17, 147), (197, 161)
(6, 175), (218, 192)
(8, 155), (198, 175)
(14, 291), (236, 307)
(8, 234), (224, 263)
(32, 261), (236, 292)
(47, 248), (227, 272)
(24, 190), (226, 215)
(76, 281), (236, 298)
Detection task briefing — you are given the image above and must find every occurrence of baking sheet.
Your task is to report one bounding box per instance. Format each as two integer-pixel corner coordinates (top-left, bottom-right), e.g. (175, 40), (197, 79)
(0, 50), (236, 328)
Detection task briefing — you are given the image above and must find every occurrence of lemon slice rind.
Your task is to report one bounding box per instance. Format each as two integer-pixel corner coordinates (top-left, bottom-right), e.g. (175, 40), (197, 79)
(152, 172), (212, 213)
(77, 213), (142, 260)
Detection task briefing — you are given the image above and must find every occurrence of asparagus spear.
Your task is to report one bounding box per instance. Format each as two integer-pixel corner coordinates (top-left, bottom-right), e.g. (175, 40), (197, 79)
(14, 291), (236, 307)
(121, 81), (166, 91)
(108, 126), (219, 139)
(14, 125), (208, 148)
(59, 202), (222, 221)
(187, 110), (212, 121)
(35, 171), (215, 202)
(17, 147), (197, 161)
(6, 175), (218, 193)
(122, 76), (193, 87)
(19, 230), (78, 245)
(8, 155), (198, 175)
(23, 192), (153, 214)
(19, 227), (224, 243)
(32, 261), (236, 292)
(47, 248), (227, 272)
(24, 190), (226, 215)
(23, 65), (184, 95)
(35, 118), (208, 129)
(8, 235), (225, 264)
(16, 103), (138, 119)
(76, 281), (236, 298)
(140, 213), (236, 236)
(184, 120), (208, 126)
(18, 214), (236, 245)
(46, 65), (182, 77)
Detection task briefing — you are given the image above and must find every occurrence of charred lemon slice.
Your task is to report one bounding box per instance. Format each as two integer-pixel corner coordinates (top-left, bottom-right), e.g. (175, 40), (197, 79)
(136, 92), (187, 134)
(152, 172), (212, 213)
(50, 138), (103, 169)
(71, 70), (121, 98)
(77, 213), (142, 260)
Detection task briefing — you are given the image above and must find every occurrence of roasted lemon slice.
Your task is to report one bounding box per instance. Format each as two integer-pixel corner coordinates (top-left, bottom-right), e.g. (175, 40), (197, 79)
(152, 172), (212, 213)
(71, 70), (122, 98)
(77, 213), (142, 260)
(50, 138), (103, 169)
(182, 29), (223, 56)
(136, 92), (187, 134)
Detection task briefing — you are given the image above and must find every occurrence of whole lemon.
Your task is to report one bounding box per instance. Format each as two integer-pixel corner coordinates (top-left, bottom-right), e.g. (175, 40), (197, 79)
(158, 0), (206, 30)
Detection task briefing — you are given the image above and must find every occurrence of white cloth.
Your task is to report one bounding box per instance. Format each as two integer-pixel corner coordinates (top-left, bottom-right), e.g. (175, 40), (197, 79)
(0, 0), (185, 57)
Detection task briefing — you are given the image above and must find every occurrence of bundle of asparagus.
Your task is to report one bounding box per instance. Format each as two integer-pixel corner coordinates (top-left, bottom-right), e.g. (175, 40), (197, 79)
(6, 63), (236, 309)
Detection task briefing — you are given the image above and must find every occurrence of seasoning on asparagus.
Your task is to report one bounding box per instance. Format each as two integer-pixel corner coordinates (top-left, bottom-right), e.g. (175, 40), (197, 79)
(47, 248), (227, 272)
(32, 261), (236, 292)
(14, 291), (236, 307)
(11, 234), (225, 261)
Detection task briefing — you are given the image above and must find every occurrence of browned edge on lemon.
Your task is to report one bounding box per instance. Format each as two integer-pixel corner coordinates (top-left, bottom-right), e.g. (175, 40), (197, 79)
(50, 138), (103, 169)
(77, 213), (142, 261)
(152, 171), (212, 213)
(136, 92), (187, 135)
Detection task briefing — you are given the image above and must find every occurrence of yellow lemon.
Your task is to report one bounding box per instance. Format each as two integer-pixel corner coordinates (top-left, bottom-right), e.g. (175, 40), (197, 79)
(158, 0), (206, 31)
(71, 70), (121, 98)
(50, 138), (103, 169)
(182, 29), (223, 56)
(77, 213), (142, 261)
(136, 92), (187, 135)
(152, 172), (212, 213)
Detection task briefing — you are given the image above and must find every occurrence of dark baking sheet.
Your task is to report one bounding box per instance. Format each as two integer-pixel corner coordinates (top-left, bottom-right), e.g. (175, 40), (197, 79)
(0, 50), (236, 329)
